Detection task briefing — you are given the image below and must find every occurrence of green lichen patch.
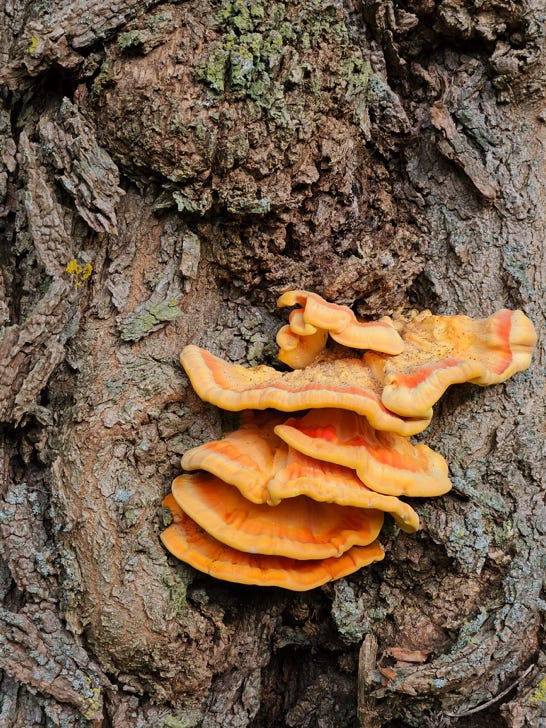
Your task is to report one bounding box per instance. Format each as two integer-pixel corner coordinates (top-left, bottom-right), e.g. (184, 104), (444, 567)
(119, 300), (182, 342)
(331, 579), (387, 643)
(158, 710), (203, 728)
(118, 30), (146, 52)
(195, 0), (370, 124)
(90, 55), (116, 101)
(172, 188), (213, 215)
(117, 10), (175, 55)
(80, 679), (104, 721)
(161, 563), (194, 620)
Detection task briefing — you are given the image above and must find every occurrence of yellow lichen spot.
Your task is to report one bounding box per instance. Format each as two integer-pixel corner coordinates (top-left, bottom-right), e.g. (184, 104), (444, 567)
(529, 676), (546, 705)
(80, 676), (103, 720)
(28, 36), (40, 55)
(65, 259), (81, 275)
(66, 259), (93, 287)
(80, 263), (93, 282)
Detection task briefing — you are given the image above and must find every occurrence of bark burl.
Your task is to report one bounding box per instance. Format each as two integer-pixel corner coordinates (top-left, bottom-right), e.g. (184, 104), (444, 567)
(0, 1), (544, 726)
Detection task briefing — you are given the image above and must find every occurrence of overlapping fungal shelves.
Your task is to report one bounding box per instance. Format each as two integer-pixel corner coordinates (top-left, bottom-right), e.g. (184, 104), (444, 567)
(161, 291), (536, 590)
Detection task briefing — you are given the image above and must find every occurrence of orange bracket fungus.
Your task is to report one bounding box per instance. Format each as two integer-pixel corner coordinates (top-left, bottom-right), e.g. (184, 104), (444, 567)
(179, 345), (432, 437)
(170, 472), (384, 560)
(162, 495), (385, 591)
(161, 290), (536, 590)
(181, 412), (420, 532)
(275, 409), (450, 498)
(370, 308), (537, 417)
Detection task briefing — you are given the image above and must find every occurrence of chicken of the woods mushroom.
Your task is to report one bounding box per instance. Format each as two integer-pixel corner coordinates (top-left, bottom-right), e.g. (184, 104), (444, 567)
(161, 290), (536, 590)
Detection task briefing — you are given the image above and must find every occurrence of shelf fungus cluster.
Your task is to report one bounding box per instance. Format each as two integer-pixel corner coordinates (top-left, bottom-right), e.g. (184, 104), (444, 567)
(161, 290), (536, 590)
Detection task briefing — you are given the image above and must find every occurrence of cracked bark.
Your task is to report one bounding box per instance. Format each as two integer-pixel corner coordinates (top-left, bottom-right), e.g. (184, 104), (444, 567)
(0, 1), (544, 727)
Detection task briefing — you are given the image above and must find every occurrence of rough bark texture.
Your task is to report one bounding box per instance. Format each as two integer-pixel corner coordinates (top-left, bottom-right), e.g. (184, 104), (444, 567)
(0, 1), (544, 726)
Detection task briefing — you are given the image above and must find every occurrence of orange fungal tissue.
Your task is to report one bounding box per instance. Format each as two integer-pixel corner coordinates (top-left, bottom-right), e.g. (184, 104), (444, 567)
(161, 290), (536, 590)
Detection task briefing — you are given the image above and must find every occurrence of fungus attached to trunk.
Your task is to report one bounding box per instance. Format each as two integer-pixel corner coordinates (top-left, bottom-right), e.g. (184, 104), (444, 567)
(181, 412), (420, 532)
(180, 345), (432, 436)
(170, 473), (384, 560)
(161, 494), (385, 591)
(162, 290), (536, 590)
(275, 409), (451, 497)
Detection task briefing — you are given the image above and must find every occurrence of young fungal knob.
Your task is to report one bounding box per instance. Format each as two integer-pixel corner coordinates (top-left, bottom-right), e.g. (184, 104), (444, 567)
(277, 289), (405, 357)
(276, 312), (328, 369)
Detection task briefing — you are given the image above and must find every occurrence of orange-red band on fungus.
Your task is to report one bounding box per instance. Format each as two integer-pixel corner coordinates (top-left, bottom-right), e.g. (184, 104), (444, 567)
(170, 473), (384, 560)
(161, 494), (385, 591)
(275, 409), (451, 497)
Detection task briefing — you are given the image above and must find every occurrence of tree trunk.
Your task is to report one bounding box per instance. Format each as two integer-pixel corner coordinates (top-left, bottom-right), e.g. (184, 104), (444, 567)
(0, 1), (544, 726)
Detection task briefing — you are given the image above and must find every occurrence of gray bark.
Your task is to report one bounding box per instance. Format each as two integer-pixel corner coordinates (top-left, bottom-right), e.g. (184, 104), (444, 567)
(0, 1), (544, 726)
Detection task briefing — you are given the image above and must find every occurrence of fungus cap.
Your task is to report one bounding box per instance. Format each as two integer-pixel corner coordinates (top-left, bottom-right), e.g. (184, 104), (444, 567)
(373, 309), (537, 417)
(181, 412), (286, 505)
(266, 448), (420, 532)
(276, 316), (328, 369)
(275, 409), (451, 497)
(161, 494), (385, 590)
(182, 413), (420, 531)
(180, 345), (432, 436)
(278, 290), (405, 355)
(287, 308), (318, 337)
(170, 473), (385, 560)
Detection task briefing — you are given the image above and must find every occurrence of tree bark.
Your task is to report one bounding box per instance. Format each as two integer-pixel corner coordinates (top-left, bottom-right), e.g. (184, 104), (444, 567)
(0, 1), (544, 726)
